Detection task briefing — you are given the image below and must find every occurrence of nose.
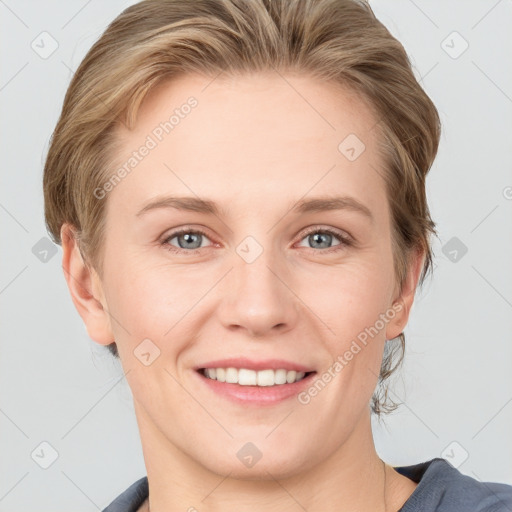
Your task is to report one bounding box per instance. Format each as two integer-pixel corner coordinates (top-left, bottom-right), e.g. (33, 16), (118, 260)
(217, 244), (299, 338)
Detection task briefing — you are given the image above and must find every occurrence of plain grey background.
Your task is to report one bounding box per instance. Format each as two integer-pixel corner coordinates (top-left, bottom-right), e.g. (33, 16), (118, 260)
(1, 0), (511, 510)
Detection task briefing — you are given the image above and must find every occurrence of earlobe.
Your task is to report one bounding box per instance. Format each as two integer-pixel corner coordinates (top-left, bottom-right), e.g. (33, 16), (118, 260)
(385, 247), (426, 341)
(61, 223), (114, 345)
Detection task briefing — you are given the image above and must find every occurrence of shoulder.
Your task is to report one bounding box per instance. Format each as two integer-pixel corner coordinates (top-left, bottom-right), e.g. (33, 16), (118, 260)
(395, 458), (512, 512)
(102, 476), (148, 512)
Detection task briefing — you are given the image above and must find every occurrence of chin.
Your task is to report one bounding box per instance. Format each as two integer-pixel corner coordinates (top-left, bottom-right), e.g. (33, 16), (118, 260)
(195, 441), (315, 481)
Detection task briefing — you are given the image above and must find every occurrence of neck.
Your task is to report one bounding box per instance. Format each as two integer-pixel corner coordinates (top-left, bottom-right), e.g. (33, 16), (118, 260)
(134, 402), (414, 512)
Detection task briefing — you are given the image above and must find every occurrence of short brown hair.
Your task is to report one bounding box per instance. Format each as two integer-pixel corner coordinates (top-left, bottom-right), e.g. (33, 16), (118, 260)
(43, 0), (441, 416)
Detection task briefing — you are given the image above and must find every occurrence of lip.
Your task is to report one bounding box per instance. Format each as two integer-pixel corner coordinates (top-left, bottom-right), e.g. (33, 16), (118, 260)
(194, 357), (315, 373)
(194, 369), (317, 405)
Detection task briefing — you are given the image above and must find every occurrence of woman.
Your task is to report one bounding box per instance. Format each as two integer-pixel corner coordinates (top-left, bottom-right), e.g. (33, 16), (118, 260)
(43, 0), (512, 510)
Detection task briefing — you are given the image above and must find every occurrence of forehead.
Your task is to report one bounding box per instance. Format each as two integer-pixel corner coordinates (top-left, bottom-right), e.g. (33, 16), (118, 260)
(108, 71), (388, 220)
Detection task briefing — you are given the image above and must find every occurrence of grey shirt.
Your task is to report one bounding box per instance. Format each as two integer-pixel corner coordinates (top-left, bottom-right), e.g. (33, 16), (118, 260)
(102, 458), (512, 511)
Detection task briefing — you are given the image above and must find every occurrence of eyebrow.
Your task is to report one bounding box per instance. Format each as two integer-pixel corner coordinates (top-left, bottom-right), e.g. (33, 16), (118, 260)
(136, 195), (374, 223)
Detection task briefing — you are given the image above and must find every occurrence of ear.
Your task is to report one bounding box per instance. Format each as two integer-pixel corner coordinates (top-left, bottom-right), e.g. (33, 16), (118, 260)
(61, 223), (114, 345)
(385, 247), (425, 341)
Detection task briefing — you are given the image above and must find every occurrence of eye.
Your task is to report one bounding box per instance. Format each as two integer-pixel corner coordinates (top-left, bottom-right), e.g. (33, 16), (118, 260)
(296, 227), (352, 252)
(162, 228), (213, 253)
(161, 226), (353, 255)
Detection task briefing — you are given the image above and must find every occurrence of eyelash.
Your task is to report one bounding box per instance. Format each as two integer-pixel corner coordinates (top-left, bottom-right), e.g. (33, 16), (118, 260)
(161, 226), (353, 255)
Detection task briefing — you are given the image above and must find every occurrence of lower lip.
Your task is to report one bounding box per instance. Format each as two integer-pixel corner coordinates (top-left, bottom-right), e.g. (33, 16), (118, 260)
(195, 370), (316, 405)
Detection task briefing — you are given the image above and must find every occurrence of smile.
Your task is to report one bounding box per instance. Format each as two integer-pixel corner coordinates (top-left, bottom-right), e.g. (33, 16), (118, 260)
(194, 358), (317, 404)
(199, 367), (314, 386)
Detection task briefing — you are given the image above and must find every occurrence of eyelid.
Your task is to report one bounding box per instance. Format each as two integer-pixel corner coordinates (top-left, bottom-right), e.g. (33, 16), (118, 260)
(297, 225), (353, 244)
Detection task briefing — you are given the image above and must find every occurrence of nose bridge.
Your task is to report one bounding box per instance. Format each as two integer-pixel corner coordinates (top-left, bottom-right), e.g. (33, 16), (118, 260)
(219, 233), (297, 336)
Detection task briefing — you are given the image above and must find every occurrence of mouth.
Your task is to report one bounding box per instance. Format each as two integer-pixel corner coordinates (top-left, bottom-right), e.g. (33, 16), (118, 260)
(197, 367), (315, 386)
(193, 360), (317, 405)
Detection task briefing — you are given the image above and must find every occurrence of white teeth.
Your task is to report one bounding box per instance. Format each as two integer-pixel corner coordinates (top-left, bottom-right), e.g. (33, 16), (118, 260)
(286, 370), (297, 383)
(238, 368), (257, 385)
(225, 367), (238, 384)
(257, 369), (274, 386)
(202, 367), (309, 386)
(274, 369), (287, 384)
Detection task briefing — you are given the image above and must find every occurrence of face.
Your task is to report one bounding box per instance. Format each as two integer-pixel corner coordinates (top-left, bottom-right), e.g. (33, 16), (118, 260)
(66, 72), (422, 479)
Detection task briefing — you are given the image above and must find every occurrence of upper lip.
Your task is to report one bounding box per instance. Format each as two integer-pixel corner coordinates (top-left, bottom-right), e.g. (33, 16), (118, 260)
(195, 358), (315, 373)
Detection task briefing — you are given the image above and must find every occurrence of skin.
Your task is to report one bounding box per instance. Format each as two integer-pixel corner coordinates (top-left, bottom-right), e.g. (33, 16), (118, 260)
(62, 72), (424, 511)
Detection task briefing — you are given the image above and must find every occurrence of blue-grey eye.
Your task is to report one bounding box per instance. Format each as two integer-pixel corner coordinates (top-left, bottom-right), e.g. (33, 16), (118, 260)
(165, 230), (211, 251)
(297, 229), (344, 250)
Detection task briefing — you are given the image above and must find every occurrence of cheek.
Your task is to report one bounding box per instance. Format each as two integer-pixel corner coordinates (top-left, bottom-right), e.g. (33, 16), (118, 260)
(102, 254), (217, 357)
(302, 275), (390, 416)
(310, 259), (393, 388)
(314, 259), (394, 331)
